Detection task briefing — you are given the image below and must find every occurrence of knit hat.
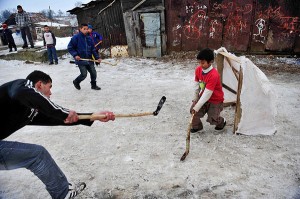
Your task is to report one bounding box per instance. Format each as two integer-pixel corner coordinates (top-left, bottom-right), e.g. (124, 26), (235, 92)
(17, 5), (22, 9)
(88, 24), (93, 29)
(2, 24), (7, 29)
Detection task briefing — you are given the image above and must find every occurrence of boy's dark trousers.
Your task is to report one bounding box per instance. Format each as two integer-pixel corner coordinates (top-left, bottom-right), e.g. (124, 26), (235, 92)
(8, 41), (17, 51)
(74, 62), (98, 87)
(191, 102), (225, 130)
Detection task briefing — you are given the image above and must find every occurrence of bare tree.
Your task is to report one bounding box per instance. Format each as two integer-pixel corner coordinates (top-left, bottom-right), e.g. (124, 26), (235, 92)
(0, 9), (12, 23)
(57, 9), (64, 17)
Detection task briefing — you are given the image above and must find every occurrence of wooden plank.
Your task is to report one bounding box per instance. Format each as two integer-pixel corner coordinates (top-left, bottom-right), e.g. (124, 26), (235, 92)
(233, 67), (243, 134)
(224, 57), (239, 80)
(223, 102), (236, 107)
(219, 51), (241, 64)
(215, 53), (224, 83)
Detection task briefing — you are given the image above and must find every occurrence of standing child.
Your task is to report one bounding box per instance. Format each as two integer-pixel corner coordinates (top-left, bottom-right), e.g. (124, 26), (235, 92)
(87, 24), (103, 52)
(2, 24), (17, 52)
(43, 25), (58, 65)
(190, 48), (226, 133)
(68, 23), (102, 90)
(87, 24), (103, 65)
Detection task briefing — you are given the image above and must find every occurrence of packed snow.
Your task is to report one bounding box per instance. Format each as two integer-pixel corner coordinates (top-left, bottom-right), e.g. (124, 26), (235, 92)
(0, 51), (299, 198)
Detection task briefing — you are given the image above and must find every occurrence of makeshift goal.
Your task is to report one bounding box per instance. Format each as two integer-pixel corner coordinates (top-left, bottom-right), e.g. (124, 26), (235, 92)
(213, 47), (277, 135)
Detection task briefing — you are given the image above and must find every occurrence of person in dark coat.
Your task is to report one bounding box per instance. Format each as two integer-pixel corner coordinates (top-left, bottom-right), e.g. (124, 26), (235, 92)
(2, 24), (17, 52)
(0, 70), (115, 198)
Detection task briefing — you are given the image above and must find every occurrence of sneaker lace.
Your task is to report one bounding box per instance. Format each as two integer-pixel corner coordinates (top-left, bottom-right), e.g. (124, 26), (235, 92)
(65, 182), (86, 199)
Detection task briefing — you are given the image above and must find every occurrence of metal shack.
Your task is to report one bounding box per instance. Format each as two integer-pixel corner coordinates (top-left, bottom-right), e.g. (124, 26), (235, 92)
(68, 0), (166, 57)
(69, 0), (300, 56)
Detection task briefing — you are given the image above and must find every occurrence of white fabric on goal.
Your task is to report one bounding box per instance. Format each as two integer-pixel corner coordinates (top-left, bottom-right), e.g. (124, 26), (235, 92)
(215, 47), (277, 135)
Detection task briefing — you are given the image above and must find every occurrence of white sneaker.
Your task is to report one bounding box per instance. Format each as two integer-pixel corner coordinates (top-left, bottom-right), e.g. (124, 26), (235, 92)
(64, 182), (86, 199)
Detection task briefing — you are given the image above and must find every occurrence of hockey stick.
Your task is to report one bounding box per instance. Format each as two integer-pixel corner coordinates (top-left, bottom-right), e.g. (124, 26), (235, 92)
(78, 96), (166, 121)
(95, 40), (102, 47)
(69, 59), (119, 66)
(180, 113), (194, 161)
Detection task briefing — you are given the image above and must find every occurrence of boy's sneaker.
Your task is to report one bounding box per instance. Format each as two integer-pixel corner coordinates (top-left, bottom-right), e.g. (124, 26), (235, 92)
(91, 85), (101, 90)
(215, 119), (226, 131)
(190, 128), (203, 133)
(64, 182), (86, 199)
(73, 80), (81, 90)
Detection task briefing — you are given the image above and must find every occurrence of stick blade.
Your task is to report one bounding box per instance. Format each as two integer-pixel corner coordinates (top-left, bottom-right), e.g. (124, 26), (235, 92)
(180, 151), (189, 161)
(153, 96), (166, 116)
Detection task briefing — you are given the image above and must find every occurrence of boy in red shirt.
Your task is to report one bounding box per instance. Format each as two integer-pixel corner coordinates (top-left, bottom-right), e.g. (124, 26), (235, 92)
(190, 48), (226, 132)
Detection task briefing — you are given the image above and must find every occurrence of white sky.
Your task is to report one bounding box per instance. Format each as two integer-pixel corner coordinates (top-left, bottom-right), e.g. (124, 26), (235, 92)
(0, 0), (91, 13)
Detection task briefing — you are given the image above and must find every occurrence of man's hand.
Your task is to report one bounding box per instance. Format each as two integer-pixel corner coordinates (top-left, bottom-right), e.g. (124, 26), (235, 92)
(97, 58), (102, 63)
(94, 111), (115, 122)
(75, 56), (81, 61)
(64, 110), (79, 123)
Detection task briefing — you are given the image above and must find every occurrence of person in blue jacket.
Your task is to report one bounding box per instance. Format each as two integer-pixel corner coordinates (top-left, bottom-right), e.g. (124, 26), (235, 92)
(87, 24), (103, 52)
(68, 23), (102, 90)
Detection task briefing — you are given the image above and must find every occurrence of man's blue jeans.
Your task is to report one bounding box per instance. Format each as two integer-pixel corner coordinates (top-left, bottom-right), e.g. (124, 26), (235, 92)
(74, 62), (97, 86)
(0, 141), (69, 199)
(47, 46), (58, 63)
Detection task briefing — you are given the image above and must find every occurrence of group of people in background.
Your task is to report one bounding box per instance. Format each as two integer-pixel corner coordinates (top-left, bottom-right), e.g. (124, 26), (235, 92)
(2, 5), (104, 90)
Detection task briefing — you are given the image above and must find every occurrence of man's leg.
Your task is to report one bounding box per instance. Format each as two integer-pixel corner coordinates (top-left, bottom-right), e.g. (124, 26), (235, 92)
(24, 26), (34, 47)
(0, 141), (69, 199)
(20, 28), (28, 47)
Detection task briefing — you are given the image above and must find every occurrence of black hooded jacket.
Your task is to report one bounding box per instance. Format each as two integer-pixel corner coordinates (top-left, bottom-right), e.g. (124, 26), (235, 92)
(0, 79), (93, 140)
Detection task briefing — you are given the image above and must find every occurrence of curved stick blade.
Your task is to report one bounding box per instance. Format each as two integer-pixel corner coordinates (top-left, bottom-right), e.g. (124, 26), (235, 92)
(153, 96), (166, 116)
(180, 151), (189, 161)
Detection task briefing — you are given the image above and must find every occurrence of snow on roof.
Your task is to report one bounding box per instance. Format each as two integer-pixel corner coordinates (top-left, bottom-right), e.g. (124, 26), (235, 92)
(34, 22), (69, 27)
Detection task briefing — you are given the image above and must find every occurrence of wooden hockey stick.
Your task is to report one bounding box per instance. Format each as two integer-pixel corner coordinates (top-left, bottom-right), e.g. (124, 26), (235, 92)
(69, 59), (119, 66)
(94, 40), (102, 47)
(80, 58), (119, 66)
(78, 96), (166, 121)
(180, 113), (194, 161)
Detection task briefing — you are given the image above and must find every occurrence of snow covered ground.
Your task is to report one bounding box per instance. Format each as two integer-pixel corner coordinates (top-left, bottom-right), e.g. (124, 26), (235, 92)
(0, 53), (299, 199)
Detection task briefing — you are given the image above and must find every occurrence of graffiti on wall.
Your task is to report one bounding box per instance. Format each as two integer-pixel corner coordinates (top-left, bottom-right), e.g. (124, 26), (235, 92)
(168, 0), (299, 51)
(183, 3), (208, 39)
(254, 6), (300, 43)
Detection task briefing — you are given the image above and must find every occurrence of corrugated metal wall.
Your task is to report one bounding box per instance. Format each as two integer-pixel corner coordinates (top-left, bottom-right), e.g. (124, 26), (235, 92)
(165, 0), (300, 53)
(72, 0), (127, 48)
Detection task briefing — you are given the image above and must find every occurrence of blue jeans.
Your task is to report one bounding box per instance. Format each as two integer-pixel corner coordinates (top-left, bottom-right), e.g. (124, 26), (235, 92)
(47, 46), (58, 63)
(0, 141), (69, 199)
(75, 62), (97, 86)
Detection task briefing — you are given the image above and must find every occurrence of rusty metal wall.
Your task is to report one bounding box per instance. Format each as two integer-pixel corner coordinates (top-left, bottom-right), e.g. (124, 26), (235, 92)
(165, 0), (300, 53)
(71, 0), (127, 48)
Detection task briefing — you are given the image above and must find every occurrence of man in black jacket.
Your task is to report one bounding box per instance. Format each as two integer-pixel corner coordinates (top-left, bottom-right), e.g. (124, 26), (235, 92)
(0, 70), (115, 199)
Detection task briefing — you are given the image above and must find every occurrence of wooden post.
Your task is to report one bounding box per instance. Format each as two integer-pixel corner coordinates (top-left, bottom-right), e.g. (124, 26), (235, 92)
(233, 66), (243, 134)
(215, 53), (224, 83)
